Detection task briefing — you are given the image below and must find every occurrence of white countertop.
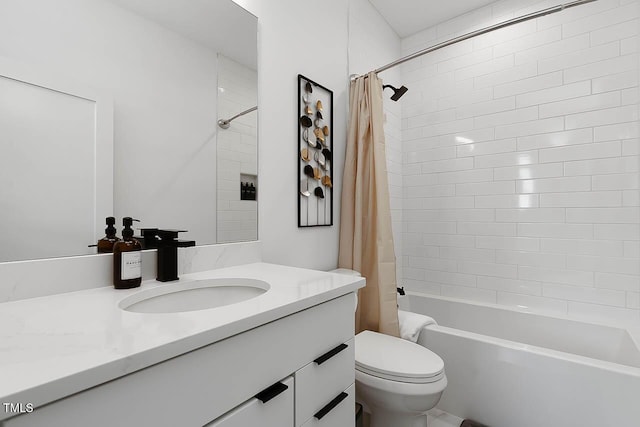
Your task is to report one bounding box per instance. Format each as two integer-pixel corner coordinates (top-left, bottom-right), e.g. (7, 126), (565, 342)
(0, 262), (364, 417)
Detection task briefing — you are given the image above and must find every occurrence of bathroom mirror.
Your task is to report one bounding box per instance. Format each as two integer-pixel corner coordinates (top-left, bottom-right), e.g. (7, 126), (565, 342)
(0, 0), (258, 262)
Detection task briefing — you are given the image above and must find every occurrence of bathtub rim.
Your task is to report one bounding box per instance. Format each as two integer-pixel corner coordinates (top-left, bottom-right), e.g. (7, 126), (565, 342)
(407, 291), (640, 377)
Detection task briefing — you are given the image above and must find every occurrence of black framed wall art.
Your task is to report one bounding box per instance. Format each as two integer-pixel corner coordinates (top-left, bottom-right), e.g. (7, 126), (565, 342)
(298, 74), (333, 227)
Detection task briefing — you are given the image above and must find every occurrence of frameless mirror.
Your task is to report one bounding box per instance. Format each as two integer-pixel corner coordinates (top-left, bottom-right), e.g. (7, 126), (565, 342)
(0, 0), (258, 262)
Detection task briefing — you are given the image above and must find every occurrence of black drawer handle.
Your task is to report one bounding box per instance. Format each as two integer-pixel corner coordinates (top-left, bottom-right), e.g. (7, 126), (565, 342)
(254, 381), (289, 404)
(314, 392), (349, 420)
(314, 343), (348, 365)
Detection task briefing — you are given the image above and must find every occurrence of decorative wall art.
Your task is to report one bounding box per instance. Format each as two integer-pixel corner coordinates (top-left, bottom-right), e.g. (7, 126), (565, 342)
(298, 75), (333, 227)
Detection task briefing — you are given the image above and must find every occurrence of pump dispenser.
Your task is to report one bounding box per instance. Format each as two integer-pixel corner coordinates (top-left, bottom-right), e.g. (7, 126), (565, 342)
(113, 217), (142, 289)
(97, 217), (120, 253)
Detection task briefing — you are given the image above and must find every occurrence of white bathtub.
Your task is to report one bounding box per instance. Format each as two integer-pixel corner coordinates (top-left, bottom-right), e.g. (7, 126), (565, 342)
(404, 292), (640, 427)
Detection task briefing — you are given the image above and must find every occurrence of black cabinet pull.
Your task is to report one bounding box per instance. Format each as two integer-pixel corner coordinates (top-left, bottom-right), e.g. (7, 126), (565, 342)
(314, 392), (349, 420)
(314, 343), (348, 365)
(254, 381), (289, 404)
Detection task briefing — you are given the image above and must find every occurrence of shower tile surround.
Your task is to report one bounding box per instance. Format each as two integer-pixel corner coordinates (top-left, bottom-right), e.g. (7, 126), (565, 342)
(398, 0), (640, 326)
(216, 56), (258, 243)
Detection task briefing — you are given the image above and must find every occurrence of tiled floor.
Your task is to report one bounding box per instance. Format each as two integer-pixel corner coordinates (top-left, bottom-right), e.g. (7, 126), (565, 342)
(361, 408), (463, 427)
(427, 408), (463, 427)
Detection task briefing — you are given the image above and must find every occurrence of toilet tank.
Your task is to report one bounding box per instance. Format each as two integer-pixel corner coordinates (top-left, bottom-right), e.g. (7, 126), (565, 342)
(330, 268), (361, 277)
(330, 269), (361, 312)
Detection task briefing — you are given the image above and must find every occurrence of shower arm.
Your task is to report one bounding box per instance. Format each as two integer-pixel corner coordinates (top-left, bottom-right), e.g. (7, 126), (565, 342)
(218, 105), (258, 129)
(351, 0), (597, 81)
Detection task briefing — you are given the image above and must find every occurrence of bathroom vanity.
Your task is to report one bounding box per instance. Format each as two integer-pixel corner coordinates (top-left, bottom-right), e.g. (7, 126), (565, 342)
(0, 263), (363, 427)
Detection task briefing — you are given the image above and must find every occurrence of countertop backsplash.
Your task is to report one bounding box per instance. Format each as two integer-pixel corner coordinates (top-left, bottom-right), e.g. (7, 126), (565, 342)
(0, 241), (261, 303)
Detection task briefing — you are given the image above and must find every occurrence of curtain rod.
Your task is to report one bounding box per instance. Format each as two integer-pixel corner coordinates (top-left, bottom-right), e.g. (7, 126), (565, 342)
(218, 106), (258, 129)
(352, 0), (598, 80)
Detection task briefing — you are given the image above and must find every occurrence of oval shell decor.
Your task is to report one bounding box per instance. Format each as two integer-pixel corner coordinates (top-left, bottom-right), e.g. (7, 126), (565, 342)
(298, 75), (333, 227)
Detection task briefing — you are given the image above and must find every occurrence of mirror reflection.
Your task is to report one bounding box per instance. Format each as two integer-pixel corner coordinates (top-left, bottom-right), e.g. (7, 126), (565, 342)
(0, 0), (258, 262)
(216, 55), (258, 243)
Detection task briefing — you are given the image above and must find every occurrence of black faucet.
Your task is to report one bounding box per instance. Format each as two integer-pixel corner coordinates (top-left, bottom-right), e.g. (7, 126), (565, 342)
(153, 229), (196, 282)
(138, 228), (159, 250)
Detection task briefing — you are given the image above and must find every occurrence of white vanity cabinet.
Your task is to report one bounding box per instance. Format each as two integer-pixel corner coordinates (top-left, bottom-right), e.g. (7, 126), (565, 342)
(1, 294), (356, 427)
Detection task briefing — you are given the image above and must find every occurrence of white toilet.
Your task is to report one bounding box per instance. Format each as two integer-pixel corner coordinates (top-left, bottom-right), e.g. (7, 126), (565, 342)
(330, 269), (447, 427)
(355, 330), (447, 427)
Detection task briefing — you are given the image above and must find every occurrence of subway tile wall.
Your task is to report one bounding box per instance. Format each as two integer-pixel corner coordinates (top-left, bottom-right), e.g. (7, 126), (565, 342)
(399, 0), (640, 326)
(217, 55), (258, 243)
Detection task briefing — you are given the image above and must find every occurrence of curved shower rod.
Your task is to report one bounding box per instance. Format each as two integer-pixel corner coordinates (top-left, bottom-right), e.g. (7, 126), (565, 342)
(218, 105), (258, 129)
(351, 0), (597, 81)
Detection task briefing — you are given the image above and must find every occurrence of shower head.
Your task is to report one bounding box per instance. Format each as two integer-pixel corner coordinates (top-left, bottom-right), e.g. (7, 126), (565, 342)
(383, 84), (408, 101)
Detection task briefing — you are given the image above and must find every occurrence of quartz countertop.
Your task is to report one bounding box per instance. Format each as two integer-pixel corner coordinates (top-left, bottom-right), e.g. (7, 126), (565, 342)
(0, 262), (364, 418)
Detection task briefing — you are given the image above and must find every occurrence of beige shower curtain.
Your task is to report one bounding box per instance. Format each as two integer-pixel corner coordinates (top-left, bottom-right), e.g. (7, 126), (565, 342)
(339, 72), (399, 337)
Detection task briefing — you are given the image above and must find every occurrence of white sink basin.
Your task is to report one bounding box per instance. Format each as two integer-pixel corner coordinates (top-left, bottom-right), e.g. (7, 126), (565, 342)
(119, 278), (270, 313)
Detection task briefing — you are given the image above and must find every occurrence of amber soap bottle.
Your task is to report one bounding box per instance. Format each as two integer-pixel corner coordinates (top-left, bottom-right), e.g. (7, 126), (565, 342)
(97, 216), (120, 253)
(113, 217), (142, 289)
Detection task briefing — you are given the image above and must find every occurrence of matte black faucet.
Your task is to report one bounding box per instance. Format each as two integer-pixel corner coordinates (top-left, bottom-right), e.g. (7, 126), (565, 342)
(154, 229), (196, 282)
(138, 228), (159, 250)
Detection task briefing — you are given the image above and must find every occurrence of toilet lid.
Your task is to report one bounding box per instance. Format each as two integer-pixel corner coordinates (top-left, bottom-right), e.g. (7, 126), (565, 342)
(355, 330), (444, 383)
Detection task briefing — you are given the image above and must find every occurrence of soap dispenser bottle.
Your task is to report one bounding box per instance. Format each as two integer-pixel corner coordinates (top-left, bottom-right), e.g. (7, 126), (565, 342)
(113, 217), (142, 289)
(97, 216), (120, 253)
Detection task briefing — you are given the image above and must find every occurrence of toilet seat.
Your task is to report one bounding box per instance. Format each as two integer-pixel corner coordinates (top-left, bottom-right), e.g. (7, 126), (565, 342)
(355, 331), (444, 384)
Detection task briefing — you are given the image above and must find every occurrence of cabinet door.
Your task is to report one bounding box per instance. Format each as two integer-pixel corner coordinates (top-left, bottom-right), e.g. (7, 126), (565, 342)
(205, 377), (294, 427)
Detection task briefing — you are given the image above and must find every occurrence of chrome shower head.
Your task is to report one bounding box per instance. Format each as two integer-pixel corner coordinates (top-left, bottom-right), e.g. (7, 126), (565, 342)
(383, 84), (408, 101)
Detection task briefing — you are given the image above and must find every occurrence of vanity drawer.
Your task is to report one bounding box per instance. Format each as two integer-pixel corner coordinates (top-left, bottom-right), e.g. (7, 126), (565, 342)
(205, 376), (293, 427)
(300, 383), (355, 427)
(295, 338), (354, 426)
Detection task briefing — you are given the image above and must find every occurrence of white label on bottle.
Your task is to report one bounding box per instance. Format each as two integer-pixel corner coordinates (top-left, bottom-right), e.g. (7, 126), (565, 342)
(121, 251), (142, 280)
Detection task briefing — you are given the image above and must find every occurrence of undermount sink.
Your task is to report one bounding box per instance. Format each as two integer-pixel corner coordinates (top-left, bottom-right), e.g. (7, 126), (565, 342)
(119, 278), (270, 314)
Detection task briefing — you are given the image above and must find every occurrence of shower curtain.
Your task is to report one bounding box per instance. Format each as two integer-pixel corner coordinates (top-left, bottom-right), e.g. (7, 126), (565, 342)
(339, 72), (399, 337)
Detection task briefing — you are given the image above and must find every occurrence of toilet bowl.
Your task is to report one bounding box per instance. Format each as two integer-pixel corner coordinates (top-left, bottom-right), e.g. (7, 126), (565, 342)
(329, 268), (447, 427)
(355, 331), (447, 427)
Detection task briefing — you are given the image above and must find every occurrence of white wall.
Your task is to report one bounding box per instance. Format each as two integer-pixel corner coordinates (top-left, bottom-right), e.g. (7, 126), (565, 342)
(0, 0), (219, 245)
(399, 0), (640, 326)
(232, 0), (349, 270)
(217, 55), (258, 243)
(348, 0), (404, 284)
